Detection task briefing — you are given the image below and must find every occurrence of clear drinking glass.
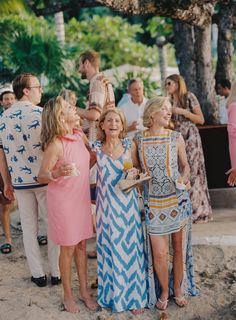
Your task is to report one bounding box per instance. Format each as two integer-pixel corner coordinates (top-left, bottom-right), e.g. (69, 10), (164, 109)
(123, 151), (133, 172)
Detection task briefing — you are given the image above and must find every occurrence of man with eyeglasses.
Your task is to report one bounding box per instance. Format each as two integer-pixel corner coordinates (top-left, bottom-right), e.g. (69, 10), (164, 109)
(0, 73), (60, 287)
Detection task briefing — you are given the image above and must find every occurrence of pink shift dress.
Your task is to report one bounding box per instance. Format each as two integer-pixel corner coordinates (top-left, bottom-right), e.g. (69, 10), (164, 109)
(227, 102), (236, 168)
(47, 129), (93, 246)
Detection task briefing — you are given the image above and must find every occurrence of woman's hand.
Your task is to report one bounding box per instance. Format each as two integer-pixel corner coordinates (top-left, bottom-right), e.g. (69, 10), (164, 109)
(172, 107), (186, 116)
(185, 179), (191, 191)
(126, 167), (139, 180)
(226, 168), (236, 186)
(57, 163), (76, 177)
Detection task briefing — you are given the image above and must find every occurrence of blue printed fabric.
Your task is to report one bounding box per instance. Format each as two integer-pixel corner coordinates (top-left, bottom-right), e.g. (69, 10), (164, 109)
(94, 138), (147, 312)
(0, 101), (44, 189)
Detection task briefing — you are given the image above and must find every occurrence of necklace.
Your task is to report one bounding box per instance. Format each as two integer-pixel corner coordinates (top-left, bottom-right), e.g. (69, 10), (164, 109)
(103, 141), (121, 157)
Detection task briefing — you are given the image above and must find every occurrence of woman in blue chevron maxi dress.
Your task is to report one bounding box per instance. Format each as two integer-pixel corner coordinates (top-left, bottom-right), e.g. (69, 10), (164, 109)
(91, 108), (147, 314)
(134, 97), (197, 311)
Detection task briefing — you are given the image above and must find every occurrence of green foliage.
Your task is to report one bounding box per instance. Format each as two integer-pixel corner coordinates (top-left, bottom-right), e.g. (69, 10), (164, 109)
(0, 13), (160, 108)
(42, 70), (89, 108)
(1, 30), (63, 80)
(114, 72), (159, 104)
(78, 7), (114, 20)
(146, 17), (173, 39)
(0, 0), (29, 15)
(66, 15), (158, 69)
(0, 15), (54, 59)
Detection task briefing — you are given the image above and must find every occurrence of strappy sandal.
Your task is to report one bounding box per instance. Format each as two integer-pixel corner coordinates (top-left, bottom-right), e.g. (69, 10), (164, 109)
(37, 235), (48, 246)
(0, 243), (12, 254)
(173, 296), (187, 308)
(156, 298), (169, 310)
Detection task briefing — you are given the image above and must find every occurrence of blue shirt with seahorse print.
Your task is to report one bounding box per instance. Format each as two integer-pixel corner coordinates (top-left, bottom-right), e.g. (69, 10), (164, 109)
(0, 101), (45, 189)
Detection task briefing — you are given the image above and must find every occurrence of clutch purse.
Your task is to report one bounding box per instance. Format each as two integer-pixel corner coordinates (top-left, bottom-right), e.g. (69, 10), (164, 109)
(119, 172), (151, 192)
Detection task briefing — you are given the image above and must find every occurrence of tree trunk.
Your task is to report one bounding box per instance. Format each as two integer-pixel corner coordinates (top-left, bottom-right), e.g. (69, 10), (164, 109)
(54, 11), (65, 46)
(173, 20), (197, 93)
(194, 25), (218, 123)
(156, 37), (167, 94)
(173, 20), (218, 123)
(215, 3), (234, 85)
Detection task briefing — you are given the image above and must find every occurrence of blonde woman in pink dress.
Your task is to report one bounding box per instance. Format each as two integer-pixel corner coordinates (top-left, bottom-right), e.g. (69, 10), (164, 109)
(38, 96), (98, 313)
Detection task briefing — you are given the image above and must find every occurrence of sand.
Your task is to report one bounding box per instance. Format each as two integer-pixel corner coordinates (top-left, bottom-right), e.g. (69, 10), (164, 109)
(0, 213), (236, 320)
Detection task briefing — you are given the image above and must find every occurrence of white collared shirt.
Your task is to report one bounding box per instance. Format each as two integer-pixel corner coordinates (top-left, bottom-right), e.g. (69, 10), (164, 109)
(119, 97), (148, 138)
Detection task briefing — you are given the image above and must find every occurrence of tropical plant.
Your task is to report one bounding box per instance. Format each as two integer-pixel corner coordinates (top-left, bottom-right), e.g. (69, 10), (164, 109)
(66, 15), (158, 69)
(0, 0), (29, 15)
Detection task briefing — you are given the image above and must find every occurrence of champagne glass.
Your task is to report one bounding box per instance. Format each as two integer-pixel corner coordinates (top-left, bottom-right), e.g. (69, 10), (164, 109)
(123, 151), (133, 172)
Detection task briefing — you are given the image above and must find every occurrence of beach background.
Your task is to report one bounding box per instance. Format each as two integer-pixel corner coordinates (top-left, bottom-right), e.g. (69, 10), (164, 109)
(0, 209), (236, 320)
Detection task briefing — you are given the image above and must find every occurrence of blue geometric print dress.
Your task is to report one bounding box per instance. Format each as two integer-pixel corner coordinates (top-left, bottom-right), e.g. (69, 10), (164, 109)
(92, 138), (147, 313)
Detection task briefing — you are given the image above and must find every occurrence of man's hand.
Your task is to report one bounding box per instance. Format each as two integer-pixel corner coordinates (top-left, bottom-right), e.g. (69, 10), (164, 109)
(128, 121), (139, 132)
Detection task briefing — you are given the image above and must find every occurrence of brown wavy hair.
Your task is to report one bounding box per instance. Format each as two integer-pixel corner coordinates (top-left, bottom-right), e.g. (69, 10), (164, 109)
(165, 74), (188, 109)
(40, 96), (67, 151)
(97, 108), (127, 142)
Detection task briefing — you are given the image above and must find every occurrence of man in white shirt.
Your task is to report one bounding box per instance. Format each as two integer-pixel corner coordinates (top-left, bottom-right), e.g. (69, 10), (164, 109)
(118, 78), (148, 138)
(216, 79), (231, 124)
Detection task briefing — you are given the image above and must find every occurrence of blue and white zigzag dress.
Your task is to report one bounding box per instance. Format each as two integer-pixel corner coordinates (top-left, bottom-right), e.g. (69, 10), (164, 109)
(92, 138), (147, 312)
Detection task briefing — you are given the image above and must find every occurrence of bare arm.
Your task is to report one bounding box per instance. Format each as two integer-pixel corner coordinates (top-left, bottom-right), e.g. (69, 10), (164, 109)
(38, 139), (76, 183)
(173, 105), (204, 125)
(77, 107), (101, 121)
(177, 134), (190, 183)
(0, 148), (14, 200)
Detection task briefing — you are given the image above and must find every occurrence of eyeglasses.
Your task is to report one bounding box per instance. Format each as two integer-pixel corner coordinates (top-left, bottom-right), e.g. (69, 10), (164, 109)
(165, 81), (172, 86)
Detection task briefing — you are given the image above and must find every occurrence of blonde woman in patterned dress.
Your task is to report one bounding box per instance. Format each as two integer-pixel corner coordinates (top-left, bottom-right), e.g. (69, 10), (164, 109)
(134, 96), (197, 311)
(165, 74), (212, 223)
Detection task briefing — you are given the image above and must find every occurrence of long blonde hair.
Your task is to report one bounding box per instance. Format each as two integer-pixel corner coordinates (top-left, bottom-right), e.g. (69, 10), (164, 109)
(41, 96), (67, 151)
(97, 108), (127, 142)
(143, 96), (170, 128)
(226, 79), (236, 108)
(165, 74), (188, 109)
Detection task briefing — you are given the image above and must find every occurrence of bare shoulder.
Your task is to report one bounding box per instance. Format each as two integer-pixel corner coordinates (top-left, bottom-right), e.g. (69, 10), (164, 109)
(45, 138), (63, 157)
